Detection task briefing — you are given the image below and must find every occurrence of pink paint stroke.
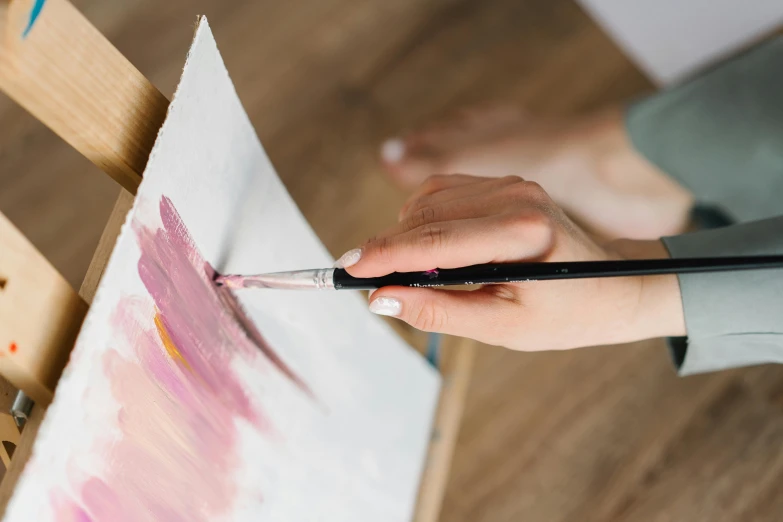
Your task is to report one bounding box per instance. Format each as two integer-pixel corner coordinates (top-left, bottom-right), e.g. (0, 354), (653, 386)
(137, 195), (314, 400)
(53, 196), (313, 522)
(51, 493), (92, 522)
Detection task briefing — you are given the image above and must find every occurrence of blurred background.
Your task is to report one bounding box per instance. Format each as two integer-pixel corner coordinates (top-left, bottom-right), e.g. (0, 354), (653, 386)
(2, 1), (783, 520)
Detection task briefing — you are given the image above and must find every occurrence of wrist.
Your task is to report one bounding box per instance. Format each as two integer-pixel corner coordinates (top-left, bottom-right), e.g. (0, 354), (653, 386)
(608, 238), (669, 260)
(608, 239), (687, 342)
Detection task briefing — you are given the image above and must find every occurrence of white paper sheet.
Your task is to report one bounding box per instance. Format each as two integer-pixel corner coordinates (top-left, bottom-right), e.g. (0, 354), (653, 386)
(4, 17), (439, 522)
(578, 0), (783, 85)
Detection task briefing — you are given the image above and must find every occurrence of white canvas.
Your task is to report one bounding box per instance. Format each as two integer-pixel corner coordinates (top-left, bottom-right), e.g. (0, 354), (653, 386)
(577, 0), (783, 85)
(3, 17), (439, 522)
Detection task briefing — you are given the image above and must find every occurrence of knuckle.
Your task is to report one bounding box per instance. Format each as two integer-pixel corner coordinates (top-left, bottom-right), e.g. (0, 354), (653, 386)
(499, 174), (524, 184)
(527, 209), (553, 230)
(420, 174), (451, 193)
(404, 205), (439, 231)
(530, 216), (555, 249)
(508, 179), (546, 199)
(506, 209), (552, 234)
(418, 224), (447, 252)
(410, 300), (448, 332)
(523, 181), (551, 202)
(523, 180), (544, 193)
(397, 202), (414, 220)
(365, 235), (395, 264)
(504, 210), (554, 253)
(403, 195), (432, 217)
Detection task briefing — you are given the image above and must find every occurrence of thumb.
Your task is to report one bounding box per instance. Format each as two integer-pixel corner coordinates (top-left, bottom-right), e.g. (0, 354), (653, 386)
(368, 286), (513, 341)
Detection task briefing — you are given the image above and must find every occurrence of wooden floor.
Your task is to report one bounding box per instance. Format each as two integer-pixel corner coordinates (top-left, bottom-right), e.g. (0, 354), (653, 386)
(2, 0), (783, 520)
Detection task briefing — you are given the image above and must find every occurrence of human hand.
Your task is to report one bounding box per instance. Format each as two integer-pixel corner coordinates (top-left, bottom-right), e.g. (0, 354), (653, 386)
(339, 175), (685, 351)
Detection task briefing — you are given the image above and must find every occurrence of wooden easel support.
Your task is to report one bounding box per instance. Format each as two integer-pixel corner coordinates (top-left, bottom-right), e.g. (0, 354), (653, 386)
(0, 213), (86, 405)
(0, 1), (475, 520)
(0, 0), (167, 193)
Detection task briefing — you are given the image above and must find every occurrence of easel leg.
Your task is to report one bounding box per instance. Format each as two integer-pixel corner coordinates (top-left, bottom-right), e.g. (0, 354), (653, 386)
(0, 414), (19, 470)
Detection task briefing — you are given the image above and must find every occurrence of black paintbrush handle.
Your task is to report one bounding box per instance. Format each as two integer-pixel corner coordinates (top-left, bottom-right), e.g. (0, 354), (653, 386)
(331, 256), (783, 290)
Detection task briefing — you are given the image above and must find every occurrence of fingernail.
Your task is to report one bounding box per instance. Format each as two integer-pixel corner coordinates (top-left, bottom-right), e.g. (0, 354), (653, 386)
(334, 248), (362, 269)
(369, 297), (402, 317)
(381, 139), (405, 163)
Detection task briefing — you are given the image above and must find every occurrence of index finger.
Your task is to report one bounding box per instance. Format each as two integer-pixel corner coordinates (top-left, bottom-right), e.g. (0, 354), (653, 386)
(345, 212), (554, 278)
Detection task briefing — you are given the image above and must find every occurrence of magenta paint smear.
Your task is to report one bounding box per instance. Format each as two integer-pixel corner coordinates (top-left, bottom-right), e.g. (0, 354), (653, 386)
(53, 196), (313, 522)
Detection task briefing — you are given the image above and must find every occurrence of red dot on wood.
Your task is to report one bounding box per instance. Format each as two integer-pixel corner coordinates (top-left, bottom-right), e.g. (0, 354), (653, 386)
(9, 343), (17, 354)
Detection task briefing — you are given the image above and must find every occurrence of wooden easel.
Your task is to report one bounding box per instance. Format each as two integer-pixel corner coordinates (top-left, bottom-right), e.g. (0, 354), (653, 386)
(0, 0), (475, 520)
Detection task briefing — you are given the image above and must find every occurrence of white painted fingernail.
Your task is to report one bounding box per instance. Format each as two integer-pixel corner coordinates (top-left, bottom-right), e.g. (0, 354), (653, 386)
(381, 139), (405, 163)
(334, 248), (362, 269)
(369, 297), (402, 317)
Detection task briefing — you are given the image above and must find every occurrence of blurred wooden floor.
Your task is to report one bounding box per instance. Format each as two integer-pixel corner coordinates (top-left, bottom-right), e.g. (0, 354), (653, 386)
(2, 0), (783, 520)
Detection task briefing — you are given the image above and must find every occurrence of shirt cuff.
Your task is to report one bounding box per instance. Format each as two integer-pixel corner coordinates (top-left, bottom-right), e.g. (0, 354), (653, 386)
(663, 216), (783, 376)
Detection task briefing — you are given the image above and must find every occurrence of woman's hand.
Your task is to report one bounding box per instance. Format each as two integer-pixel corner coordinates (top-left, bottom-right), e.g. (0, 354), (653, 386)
(339, 174), (685, 351)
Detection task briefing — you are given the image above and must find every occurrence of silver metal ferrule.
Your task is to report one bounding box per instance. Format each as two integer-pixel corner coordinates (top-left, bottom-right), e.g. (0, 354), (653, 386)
(11, 391), (34, 428)
(240, 268), (335, 290)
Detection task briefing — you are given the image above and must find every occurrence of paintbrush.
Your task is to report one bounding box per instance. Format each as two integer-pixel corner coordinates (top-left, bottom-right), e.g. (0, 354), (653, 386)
(214, 255), (783, 290)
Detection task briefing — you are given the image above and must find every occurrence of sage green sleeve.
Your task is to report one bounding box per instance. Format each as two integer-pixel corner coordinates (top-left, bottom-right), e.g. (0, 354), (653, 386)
(626, 37), (783, 224)
(625, 37), (783, 375)
(662, 217), (783, 375)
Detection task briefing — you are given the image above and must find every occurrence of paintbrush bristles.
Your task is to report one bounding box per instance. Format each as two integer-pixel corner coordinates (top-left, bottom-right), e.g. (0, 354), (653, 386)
(212, 269), (334, 290)
(213, 274), (247, 289)
(214, 274), (284, 289)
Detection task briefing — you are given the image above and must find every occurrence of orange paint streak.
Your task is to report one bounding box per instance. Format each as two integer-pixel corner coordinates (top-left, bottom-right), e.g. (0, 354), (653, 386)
(153, 313), (191, 371)
(9, 343), (17, 354)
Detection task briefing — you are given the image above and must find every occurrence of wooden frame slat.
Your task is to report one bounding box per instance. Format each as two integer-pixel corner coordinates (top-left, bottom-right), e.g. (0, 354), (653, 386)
(0, 213), (86, 405)
(0, 0), (168, 193)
